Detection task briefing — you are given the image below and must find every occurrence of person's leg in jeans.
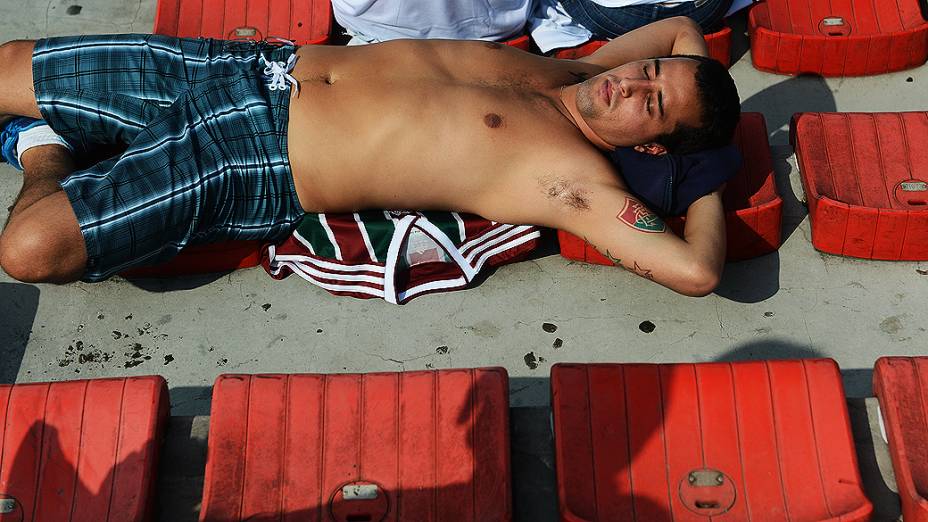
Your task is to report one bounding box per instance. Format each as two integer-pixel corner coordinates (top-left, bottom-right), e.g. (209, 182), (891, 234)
(560, 0), (732, 39)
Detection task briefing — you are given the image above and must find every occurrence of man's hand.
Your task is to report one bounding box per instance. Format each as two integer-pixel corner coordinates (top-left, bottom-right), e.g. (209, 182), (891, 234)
(577, 17), (709, 70)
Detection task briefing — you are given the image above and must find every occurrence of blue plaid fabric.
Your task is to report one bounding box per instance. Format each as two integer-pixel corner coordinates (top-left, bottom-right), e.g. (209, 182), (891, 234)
(32, 35), (304, 281)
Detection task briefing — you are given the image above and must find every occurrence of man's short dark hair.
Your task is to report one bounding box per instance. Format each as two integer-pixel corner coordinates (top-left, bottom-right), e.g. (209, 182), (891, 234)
(656, 54), (740, 155)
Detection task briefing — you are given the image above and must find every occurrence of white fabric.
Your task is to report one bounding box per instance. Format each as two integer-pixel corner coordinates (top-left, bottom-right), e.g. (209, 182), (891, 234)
(260, 54), (300, 93)
(331, 0), (592, 54)
(332, 0), (532, 42)
(15, 124), (72, 163)
(530, 0), (594, 52)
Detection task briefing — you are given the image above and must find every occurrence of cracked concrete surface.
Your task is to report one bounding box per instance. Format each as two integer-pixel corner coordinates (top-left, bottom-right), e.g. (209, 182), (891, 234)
(0, 1), (923, 520)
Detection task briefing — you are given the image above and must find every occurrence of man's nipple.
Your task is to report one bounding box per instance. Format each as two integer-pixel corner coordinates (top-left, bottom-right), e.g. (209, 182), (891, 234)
(484, 113), (504, 129)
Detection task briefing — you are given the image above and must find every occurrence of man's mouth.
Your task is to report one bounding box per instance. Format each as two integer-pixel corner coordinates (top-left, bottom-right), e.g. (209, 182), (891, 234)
(602, 79), (612, 107)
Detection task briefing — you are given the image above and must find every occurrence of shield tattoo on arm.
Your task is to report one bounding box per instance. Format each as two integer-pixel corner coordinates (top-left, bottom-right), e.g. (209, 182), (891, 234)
(617, 197), (666, 233)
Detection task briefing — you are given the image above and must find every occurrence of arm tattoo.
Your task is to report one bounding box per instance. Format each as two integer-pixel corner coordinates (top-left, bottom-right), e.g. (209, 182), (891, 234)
(616, 197), (666, 233)
(605, 249), (622, 266)
(625, 261), (654, 280)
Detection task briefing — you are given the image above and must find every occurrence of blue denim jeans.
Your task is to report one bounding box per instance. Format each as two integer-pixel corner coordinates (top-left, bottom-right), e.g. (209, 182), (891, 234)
(560, 0), (731, 38)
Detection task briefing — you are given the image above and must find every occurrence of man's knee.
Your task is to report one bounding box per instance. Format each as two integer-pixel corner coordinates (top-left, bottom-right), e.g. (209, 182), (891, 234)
(0, 218), (85, 283)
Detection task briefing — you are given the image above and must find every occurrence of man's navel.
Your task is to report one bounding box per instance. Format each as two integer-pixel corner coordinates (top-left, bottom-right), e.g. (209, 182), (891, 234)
(302, 72), (337, 85)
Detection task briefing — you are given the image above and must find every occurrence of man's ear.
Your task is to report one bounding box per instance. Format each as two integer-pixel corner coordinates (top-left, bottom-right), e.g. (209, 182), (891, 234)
(633, 143), (668, 155)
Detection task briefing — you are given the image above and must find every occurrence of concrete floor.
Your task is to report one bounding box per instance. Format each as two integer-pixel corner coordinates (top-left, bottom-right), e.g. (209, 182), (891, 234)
(1, 0), (926, 520)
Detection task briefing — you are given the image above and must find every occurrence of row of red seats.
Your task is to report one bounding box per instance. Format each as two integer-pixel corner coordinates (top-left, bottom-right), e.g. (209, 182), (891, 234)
(1, 357), (925, 521)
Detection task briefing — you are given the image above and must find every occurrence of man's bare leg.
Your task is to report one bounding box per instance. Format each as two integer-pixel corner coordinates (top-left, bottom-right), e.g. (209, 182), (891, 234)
(0, 40), (43, 123)
(0, 38), (84, 283)
(0, 144), (86, 283)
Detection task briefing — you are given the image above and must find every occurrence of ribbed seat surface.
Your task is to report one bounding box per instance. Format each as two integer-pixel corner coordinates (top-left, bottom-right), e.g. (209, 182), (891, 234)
(154, 0), (331, 44)
(552, 360), (873, 521)
(873, 357), (928, 522)
(554, 25), (733, 67)
(0, 377), (169, 522)
(200, 369), (512, 522)
(792, 111), (928, 259)
(120, 241), (262, 278)
(558, 112), (781, 264)
(748, 0), (928, 75)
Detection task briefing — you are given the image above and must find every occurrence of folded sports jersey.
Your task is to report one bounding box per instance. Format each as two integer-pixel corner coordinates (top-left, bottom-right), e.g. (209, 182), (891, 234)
(263, 211), (541, 304)
(611, 144), (743, 216)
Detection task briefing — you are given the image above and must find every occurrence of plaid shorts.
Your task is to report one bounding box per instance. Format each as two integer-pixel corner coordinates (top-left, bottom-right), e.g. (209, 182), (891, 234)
(32, 34), (305, 281)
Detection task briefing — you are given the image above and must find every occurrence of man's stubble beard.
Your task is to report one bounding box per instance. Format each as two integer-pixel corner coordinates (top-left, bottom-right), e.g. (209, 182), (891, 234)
(576, 82), (599, 120)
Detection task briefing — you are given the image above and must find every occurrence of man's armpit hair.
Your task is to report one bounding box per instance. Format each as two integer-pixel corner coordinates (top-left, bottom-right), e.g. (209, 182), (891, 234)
(538, 175), (590, 211)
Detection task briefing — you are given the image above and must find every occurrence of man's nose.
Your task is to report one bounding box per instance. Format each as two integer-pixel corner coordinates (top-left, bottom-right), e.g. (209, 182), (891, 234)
(618, 78), (652, 97)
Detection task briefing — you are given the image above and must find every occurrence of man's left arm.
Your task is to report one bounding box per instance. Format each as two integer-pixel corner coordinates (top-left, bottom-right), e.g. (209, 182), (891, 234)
(575, 17), (709, 70)
(551, 177), (726, 297)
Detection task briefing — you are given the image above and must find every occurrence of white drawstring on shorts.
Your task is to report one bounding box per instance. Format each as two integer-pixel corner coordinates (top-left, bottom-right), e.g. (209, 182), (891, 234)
(260, 53), (300, 94)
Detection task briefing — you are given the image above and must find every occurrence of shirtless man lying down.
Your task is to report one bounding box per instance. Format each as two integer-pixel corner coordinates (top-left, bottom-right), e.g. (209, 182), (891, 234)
(0, 16), (739, 296)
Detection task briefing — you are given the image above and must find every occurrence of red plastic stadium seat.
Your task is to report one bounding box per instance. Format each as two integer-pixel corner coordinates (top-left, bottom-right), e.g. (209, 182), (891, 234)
(558, 112), (782, 264)
(0, 377), (169, 522)
(506, 34), (531, 50)
(792, 112), (928, 260)
(154, 0), (332, 44)
(120, 240), (263, 278)
(748, 0), (928, 75)
(873, 357), (928, 522)
(551, 360), (873, 521)
(554, 25), (733, 67)
(200, 369), (512, 521)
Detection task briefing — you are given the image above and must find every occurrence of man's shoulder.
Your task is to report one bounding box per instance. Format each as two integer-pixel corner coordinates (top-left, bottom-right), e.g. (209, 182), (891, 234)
(520, 139), (619, 184)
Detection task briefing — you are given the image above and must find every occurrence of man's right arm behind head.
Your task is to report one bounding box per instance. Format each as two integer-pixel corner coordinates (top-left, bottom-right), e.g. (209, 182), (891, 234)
(575, 17), (709, 70)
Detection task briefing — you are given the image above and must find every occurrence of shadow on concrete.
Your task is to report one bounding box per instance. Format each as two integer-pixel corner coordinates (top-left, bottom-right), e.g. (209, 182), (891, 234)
(713, 338), (826, 361)
(122, 272), (230, 292)
(744, 73), (835, 247)
(843, 367), (875, 398)
(743, 73), (836, 146)
(158, 416), (210, 522)
(848, 397), (903, 521)
(510, 377), (558, 522)
(168, 385), (214, 417)
(714, 342), (872, 396)
(726, 9), (751, 66)
(715, 251), (780, 302)
(0, 282), (39, 383)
